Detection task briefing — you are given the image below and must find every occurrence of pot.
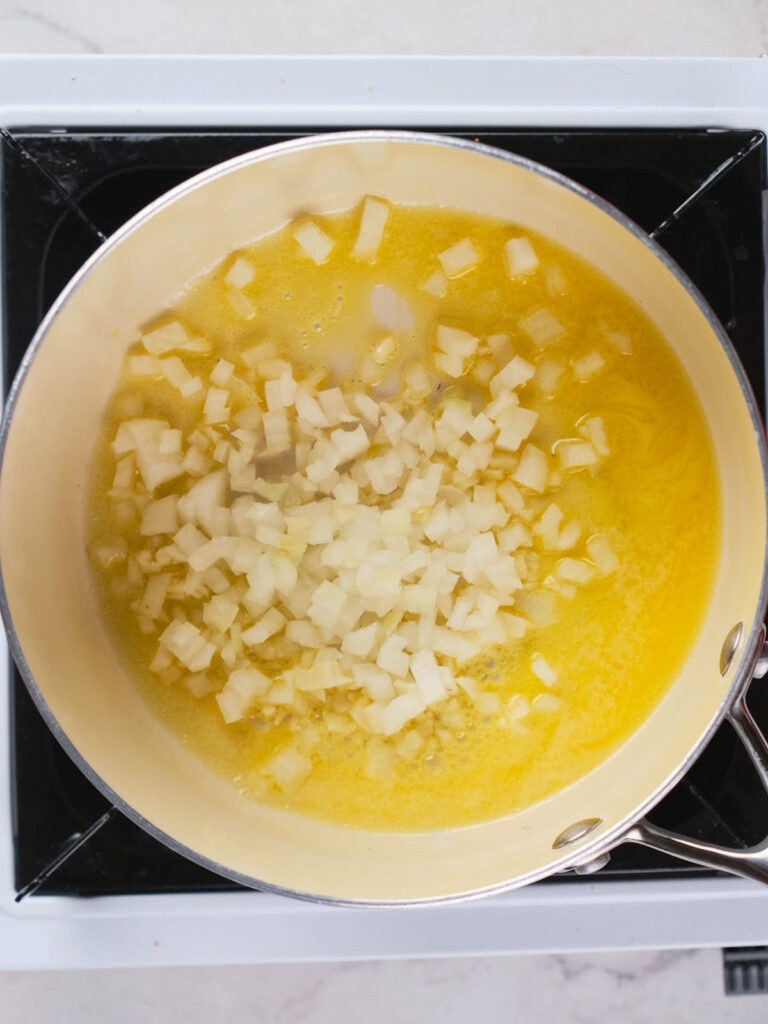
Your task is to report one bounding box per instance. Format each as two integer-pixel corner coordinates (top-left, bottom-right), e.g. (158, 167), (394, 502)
(1, 131), (768, 904)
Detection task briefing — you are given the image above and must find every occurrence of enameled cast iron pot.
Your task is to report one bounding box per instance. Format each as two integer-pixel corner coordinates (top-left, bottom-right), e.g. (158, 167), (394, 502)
(2, 132), (768, 904)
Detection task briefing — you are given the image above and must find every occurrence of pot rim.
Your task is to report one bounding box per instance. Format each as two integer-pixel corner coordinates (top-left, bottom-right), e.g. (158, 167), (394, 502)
(1, 128), (767, 907)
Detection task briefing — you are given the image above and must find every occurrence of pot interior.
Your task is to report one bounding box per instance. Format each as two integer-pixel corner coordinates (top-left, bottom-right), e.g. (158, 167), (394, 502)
(0, 134), (765, 902)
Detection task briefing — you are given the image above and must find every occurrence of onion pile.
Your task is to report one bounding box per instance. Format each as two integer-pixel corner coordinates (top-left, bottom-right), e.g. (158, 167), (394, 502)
(94, 205), (620, 791)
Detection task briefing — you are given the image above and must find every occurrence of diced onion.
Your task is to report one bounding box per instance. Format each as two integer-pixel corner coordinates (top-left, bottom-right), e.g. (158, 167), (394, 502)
(438, 238), (480, 278)
(533, 359), (564, 396)
(103, 226), (629, 775)
(293, 221), (333, 265)
(490, 355), (536, 397)
(572, 351), (605, 381)
(518, 308), (565, 347)
(352, 196), (390, 261)
(587, 535), (620, 574)
(556, 440), (599, 471)
(227, 288), (256, 320)
(421, 269), (448, 297)
(531, 653), (557, 686)
(141, 321), (190, 355)
(204, 387), (230, 425)
(141, 495), (179, 536)
(225, 257), (255, 289)
(410, 649), (446, 705)
(601, 325), (633, 355)
(263, 747), (312, 789)
(533, 692), (561, 712)
(242, 607), (287, 646)
(505, 237), (538, 277)
(556, 558), (595, 584)
(513, 444), (548, 492)
(495, 406), (538, 452)
(371, 284), (413, 330)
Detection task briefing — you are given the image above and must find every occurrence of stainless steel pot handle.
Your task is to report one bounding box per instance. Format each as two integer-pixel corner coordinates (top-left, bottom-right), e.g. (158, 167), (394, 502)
(623, 648), (768, 884)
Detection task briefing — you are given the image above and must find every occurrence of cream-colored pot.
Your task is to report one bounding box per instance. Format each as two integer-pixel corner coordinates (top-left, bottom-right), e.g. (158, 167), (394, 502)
(2, 132), (768, 904)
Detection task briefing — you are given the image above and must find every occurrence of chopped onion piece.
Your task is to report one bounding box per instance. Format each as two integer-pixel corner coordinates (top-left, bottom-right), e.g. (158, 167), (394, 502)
(490, 355), (536, 397)
(506, 693), (531, 722)
(129, 355), (160, 376)
(587, 535), (620, 574)
(495, 407), (538, 452)
(242, 607), (286, 646)
(139, 573), (171, 619)
(140, 495), (179, 536)
(421, 269), (448, 297)
(160, 620), (216, 672)
(285, 619), (323, 648)
(601, 325), (633, 355)
(557, 558), (596, 584)
(159, 429), (182, 455)
(331, 424), (370, 463)
(468, 412), (495, 443)
(204, 387), (230, 425)
(318, 387), (355, 425)
(141, 321), (189, 355)
(410, 650), (446, 705)
(403, 363), (432, 405)
(514, 589), (555, 626)
(438, 238), (480, 278)
(379, 690), (426, 736)
(545, 264), (567, 296)
(180, 376), (204, 398)
(353, 663), (394, 703)
(293, 221), (333, 265)
(352, 196), (390, 261)
(94, 539), (128, 568)
(207, 359), (234, 387)
(177, 470), (227, 535)
(513, 443), (548, 492)
(556, 440), (599, 471)
(534, 359), (564, 396)
(557, 520), (582, 550)
(534, 503), (563, 549)
(498, 521), (532, 552)
(531, 653), (557, 686)
(263, 747), (312, 790)
(518, 308), (565, 347)
(457, 441), (493, 476)
(533, 692), (561, 713)
(202, 593), (239, 633)
(579, 415), (610, 456)
(342, 622), (379, 657)
(477, 692), (501, 715)
(505, 237), (538, 277)
(436, 325), (479, 360)
(376, 635), (410, 677)
(263, 409), (292, 453)
(371, 284), (413, 330)
(225, 256), (255, 289)
(434, 352), (464, 378)
(573, 351), (605, 381)
(227, 288), (256, 319)
(497, 480), (525, 513)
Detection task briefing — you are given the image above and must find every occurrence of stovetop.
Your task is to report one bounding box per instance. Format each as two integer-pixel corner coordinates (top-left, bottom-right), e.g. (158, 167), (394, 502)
(2, 125), (767, 898)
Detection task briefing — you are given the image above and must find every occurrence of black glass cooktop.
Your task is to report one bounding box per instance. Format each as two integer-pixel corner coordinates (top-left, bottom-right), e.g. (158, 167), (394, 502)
(2, 126), (767, 896)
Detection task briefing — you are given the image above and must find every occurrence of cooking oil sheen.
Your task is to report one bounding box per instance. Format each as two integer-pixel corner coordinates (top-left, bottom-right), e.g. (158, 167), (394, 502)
(88, 201), (721, 831)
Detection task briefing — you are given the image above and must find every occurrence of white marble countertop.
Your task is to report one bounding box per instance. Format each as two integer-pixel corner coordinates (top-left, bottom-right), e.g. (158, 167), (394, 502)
(0, 0), (766, 57)
(2, 947), (768, 1022)
(2, 1), (768, 1021)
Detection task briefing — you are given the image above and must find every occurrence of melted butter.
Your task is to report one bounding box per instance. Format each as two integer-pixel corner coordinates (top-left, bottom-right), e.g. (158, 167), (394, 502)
(88, 201), (721, 831)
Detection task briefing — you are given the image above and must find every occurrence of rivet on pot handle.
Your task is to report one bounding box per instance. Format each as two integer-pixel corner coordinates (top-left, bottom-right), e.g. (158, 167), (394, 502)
(624, 634), (768, 885)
